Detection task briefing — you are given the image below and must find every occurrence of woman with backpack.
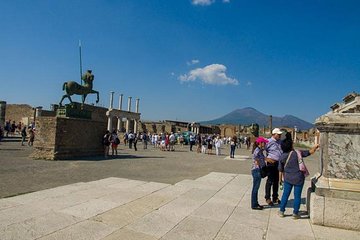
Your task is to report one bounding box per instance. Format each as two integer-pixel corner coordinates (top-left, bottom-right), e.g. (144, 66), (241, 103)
(110, 130), (120, 156)
(103, 130), (111, 158)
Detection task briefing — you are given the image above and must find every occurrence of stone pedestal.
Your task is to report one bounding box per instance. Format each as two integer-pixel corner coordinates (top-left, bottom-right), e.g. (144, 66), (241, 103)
(0, 101), (6, 128)
(309, 113), (360, 231)
(31, 104), (108, 160)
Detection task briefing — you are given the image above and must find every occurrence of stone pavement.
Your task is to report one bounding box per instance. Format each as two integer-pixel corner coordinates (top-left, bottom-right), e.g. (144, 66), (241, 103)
(1, 172), (359, 240)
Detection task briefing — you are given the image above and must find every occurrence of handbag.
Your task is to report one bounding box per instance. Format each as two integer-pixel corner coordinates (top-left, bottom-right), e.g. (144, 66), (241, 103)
(296, 150), (310, 177)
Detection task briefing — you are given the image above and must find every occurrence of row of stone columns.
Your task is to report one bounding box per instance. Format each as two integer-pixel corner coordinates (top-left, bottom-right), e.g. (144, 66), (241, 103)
(107, 92), (140, 133)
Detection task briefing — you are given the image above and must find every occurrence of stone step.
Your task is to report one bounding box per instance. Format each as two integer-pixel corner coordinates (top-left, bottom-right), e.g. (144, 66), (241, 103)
(1, 173), (360, 240)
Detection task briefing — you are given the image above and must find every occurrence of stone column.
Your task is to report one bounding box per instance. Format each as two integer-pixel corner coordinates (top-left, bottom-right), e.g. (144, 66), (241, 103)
(135, 98), (140, 113)
(118, 94), (123, 110)
(109, 91), (115, 109)
(35, 106), (43, 117)
(126, 97), (132, 132)
(107, 115), (113, 132)
(0, 101), (6, 128)
(117, 94), (123, 132)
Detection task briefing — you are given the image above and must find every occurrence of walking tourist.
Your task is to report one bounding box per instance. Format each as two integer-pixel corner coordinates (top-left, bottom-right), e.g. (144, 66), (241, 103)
(251, 137), (268, 210)
(278, 133), (319, 219)
(264, 128), (283, 206)
(169, 132), (176, 151)
(28, 127), (35, 146)
(201, 137), (207, 153)
(142, 131), (148, 149)
(229, 136), (236, 158)
(189, 134), (195, 151)
(103, 130), (111, 158)
(215, 136), (222, 155)
(128, 132), (135, 149)
(110, 130), (120, 156)
(133, 133), (139, 151)
(207, 136), (213, 154)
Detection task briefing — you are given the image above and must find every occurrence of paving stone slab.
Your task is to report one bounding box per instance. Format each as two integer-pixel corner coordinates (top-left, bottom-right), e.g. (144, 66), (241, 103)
(191, 201), (236, 222)
(161, 216), (224, 240)
(227, 206), (269, 231)
(37, 219), (117, 240)
(106, 179), (148, 190)
(266, 208), (315, 240)
(0, 199), (21, 211)
(85, 177), (129, 186)
(126, 212), (180, 239)
(58, 199), (120, 219)
(102, 228), (158, 240)
(0, 204), (48, 228)
(175, 179), (225, 191)
(215, 221), (266, 240)
(0, 211), (83, 240)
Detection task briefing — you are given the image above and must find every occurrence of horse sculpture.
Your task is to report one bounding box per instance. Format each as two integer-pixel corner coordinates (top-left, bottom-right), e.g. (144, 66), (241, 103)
(59, 70), (99, 106)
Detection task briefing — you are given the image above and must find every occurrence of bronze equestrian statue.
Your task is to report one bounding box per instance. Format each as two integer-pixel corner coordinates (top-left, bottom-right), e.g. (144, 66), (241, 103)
(59, 70), (99, 106)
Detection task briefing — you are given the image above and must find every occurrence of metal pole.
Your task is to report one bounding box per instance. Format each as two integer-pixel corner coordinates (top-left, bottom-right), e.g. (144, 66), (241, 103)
(79, 40), (83, 84)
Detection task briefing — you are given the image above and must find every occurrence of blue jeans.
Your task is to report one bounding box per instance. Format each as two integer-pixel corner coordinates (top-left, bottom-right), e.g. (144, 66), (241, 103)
(251, 169), (262, 208)
(279, 181), (304, 214)
(230, 145), (235, 157)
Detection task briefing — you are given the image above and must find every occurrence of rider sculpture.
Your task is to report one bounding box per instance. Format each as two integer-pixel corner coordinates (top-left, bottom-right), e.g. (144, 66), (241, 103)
(59, 70), (99, 106)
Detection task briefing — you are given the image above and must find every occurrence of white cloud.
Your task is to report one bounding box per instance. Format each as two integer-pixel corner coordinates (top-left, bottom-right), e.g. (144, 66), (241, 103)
(246, 81), (252, 86)
(191, 0), (215, 6)
(179, 64), (238, 85)
(223, 0), (230, 3)
(186, 59), (200, 66)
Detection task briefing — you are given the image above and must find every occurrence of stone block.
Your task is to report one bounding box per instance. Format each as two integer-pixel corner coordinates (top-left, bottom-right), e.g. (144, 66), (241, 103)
(312, 224), (360, 240)
(310, 192), (324, 226)
(324, 196), (360, 231)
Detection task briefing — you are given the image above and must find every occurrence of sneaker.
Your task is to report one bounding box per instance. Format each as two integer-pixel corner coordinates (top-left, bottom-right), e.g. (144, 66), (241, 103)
(273, 198), (281, 204)
(266, 199), (274, 206)
(278, 211), (285, 217)
(292, 213), (300, 219)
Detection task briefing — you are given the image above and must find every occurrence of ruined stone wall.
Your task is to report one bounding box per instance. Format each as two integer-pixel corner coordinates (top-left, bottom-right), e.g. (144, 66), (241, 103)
(5, 104), (34, 123)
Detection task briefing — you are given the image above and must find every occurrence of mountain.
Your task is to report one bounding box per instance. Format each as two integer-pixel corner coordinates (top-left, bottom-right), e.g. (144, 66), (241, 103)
(201, 107), (314, 130)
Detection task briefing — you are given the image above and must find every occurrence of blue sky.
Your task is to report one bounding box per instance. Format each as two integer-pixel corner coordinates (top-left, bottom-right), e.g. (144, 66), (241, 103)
(1, 0), (359, 124)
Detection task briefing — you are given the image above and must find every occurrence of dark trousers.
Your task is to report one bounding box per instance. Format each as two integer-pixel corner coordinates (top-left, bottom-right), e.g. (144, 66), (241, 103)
(230, 145), (235, 158)
(265, 164), (279, 201)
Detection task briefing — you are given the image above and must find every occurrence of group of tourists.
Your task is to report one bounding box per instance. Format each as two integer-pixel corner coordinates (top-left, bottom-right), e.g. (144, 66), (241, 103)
(251, 128), (319, 219)
(0, 120), (35, 146)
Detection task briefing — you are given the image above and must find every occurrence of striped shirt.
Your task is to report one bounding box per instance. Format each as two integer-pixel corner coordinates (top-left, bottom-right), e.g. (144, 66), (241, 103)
(265, 137), (283, 161)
